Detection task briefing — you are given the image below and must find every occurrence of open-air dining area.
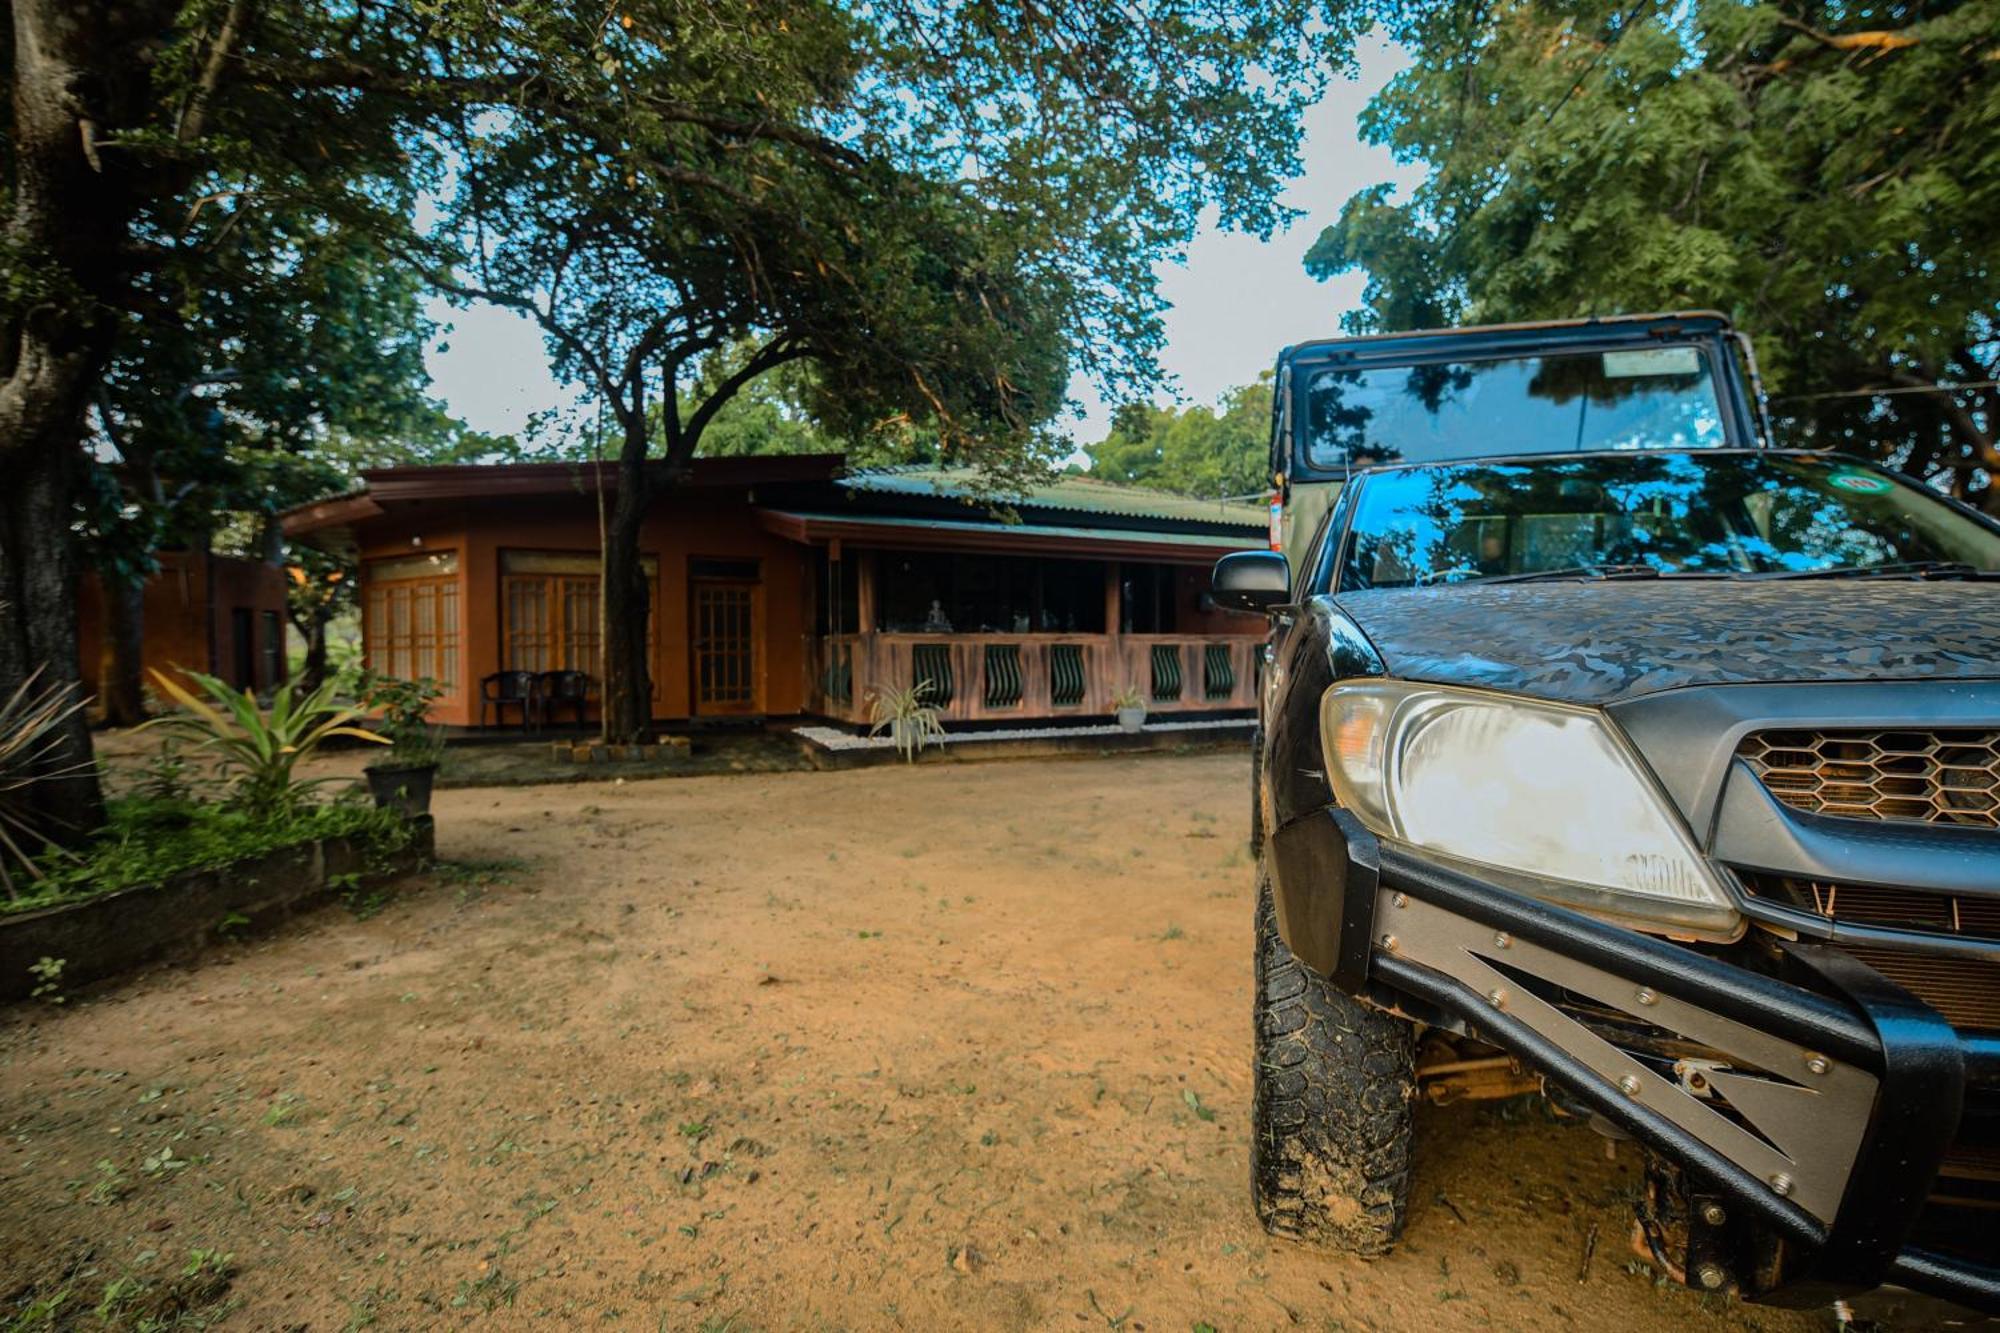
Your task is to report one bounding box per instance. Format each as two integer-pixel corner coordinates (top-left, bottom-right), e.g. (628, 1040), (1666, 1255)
(804, 548), (1262, 725)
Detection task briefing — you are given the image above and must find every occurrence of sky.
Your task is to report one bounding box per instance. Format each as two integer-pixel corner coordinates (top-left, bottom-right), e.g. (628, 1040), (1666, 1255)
(419, 36), (1422, 458)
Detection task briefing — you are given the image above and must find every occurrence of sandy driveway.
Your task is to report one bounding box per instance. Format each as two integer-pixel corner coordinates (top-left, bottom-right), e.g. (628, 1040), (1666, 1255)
(0, 754), (1812, 1331)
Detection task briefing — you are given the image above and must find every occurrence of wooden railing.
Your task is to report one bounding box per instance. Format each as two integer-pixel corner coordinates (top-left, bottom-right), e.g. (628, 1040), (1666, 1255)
(806, 631), (1260, 726)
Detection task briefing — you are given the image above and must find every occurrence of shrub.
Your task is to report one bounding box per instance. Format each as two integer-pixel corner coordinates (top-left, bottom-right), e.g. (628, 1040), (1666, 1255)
(0, 669), (91, 899)
(358, 672), (445, 767)
(142, 670), (386, 816)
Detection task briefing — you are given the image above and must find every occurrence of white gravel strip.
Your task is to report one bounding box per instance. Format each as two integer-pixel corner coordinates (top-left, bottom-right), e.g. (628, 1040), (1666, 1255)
(793, 717), (1253, 752)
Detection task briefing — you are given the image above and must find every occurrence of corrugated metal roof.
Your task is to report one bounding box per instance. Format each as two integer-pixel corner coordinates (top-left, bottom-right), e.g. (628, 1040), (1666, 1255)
(840, 467), (1267, 530)
(765, 511), (1257, 551)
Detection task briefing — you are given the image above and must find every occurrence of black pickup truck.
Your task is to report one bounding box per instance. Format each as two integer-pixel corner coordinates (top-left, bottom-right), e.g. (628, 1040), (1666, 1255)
(1214, 312), (2000, 1314)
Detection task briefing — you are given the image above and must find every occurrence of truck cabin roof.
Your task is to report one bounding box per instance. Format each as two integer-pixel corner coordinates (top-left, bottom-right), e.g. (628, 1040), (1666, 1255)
(1273, 312), (1764, 481)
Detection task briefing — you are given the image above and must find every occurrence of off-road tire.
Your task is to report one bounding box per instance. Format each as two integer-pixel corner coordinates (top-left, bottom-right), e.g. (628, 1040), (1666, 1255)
(1248, 729), (1265, 860)
(1252, 866), (1416, 1255)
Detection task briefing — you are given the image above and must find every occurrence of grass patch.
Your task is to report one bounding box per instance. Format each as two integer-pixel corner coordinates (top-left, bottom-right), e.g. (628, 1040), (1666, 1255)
(1, 1247), (235, 1332)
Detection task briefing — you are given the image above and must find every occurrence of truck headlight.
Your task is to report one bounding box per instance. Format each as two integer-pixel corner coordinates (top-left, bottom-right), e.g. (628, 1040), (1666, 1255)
(1320, 681), (1740, 936)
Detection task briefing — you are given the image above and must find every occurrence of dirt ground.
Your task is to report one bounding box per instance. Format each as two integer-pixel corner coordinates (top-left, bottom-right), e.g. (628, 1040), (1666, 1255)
(0, 753), (1822, 1331)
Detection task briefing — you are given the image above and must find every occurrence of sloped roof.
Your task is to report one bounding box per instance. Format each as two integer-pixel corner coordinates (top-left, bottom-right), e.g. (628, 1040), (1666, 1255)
(839, 466), (1266, 530)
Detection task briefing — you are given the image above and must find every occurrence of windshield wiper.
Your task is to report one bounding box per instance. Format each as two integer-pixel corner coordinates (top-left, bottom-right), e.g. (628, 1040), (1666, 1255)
(1753, 561), (2000, 582)
(1479, 563), (1726, 585)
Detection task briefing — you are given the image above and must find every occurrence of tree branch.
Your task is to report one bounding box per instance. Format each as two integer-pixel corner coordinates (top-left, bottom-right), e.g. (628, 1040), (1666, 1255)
(674, 336), (810, 466)
(178, 0), (253, 144)
(1776, 17), (1921, 56)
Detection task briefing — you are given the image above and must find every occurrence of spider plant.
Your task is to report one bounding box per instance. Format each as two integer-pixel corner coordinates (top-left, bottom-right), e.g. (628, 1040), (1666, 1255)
(868, 680), (947, 763)
(142, 670), (386, 816)
(0, 669), (91, 898)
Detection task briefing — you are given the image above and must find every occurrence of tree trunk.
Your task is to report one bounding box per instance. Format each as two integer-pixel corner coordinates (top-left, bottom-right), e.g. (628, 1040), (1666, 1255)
(600, 419), (655, 744)
(0, 0), (164, 837)
(99, 571), (148, 726)
(297, 616), (330, 694)
(0, 442), (105, 836)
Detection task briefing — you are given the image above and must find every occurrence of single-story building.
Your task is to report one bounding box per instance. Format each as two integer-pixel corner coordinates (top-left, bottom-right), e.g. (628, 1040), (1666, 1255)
(76, 550), (290, 705)
(281, 454), (1270, 729)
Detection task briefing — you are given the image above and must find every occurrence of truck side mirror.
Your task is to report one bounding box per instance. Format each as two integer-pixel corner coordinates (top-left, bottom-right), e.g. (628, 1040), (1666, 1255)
(1211, 550), (1290, 614)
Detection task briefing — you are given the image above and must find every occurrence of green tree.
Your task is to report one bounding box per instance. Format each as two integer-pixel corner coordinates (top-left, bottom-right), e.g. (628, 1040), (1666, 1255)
(2, 0), (428, 831)
(427, 72), (1072, 739)
(1308, 2), (1999, 500)
(412, 0), (1372, 741)
(81, 221), (457, 725)
(1086, 376), (1274, 497)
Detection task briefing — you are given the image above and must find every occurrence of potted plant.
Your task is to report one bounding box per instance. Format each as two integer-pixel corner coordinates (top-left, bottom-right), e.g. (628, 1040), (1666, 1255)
(1112, 685), (1147, 733)
(359, 673), (445, 817)
(868, 680), (947, 762)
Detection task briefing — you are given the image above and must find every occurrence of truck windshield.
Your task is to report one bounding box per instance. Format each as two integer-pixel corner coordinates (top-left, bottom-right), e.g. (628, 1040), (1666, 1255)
(1337, 452), (2000, 591)
(1301, 346), (1728, 468)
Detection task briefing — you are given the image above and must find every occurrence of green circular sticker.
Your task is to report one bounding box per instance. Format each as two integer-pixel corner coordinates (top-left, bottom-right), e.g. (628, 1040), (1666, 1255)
(1830, 470), (1893, 495)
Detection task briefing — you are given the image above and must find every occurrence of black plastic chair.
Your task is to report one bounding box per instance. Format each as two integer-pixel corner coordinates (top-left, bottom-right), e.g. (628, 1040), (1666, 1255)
(535, 670), (590, 730)
(480, 670), (538, 730)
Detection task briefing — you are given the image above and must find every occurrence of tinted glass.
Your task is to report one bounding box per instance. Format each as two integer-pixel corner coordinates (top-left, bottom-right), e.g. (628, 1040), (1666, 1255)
(1301, 347), (1727, 468)
(1336, 452), (2000, 591)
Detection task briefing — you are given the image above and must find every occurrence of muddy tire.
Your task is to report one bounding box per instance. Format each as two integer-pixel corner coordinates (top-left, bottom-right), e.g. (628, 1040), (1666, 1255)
(1251, 867), (1415, 1255)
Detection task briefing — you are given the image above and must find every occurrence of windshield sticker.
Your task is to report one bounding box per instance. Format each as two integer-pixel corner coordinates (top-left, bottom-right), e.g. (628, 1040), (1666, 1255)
(1829, 471), (1894, 495)
(1602, 347), (1701, 378)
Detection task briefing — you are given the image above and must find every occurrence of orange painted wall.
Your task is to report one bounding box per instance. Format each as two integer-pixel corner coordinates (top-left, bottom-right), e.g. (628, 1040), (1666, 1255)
(352, 490), (811, 727)
(76, 552), (288, 706)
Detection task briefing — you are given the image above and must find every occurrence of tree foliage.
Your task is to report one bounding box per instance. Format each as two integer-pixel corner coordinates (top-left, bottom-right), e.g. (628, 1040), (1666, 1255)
(1083, 376), (1274, 497)
(400, 0), (1372, 739)
(1309, 1), (1999, 500)
(5, 0), (1377, 781)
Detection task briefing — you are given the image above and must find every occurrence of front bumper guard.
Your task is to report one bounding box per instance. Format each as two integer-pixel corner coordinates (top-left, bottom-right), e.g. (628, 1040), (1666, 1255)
(1267, 805), (1998, 1314)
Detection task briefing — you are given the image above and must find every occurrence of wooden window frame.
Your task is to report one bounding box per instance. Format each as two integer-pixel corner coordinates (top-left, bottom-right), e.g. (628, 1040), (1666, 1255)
(499, 551), (661, 701)
(362, 552), (462, 698)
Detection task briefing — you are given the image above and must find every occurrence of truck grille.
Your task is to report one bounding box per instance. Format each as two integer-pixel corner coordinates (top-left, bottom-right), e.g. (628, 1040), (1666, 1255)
(1837, 945), (2000, 1031)
(1738, 728), (2000, 829)
(1742, 875), (2000, 942)
(1738, 875), (2000, 1029)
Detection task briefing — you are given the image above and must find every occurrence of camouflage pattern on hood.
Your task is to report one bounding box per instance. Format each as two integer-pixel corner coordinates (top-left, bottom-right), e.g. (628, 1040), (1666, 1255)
(1332, 581), (2000, 705)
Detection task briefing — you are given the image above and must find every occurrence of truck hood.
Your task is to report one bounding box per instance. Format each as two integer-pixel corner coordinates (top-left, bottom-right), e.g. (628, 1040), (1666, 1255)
(1332, 581), (2000, 705)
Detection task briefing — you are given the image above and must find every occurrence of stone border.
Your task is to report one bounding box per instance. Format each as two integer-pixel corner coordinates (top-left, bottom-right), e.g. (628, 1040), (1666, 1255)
(794, 717), (1254, 768)
(795, 716), (1252, 751)
(548, 737), (693, 764)
(0, 817), (434, 1004)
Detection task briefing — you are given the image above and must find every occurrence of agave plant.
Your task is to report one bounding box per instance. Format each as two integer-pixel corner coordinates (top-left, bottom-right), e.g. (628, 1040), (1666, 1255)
(868, 680), (947, 763)
(142, 670), (387, 816)
(0, 670), (91, 898)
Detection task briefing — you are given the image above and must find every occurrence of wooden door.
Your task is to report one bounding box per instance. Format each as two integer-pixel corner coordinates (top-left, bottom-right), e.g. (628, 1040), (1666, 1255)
(690, 578), (760, 715)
